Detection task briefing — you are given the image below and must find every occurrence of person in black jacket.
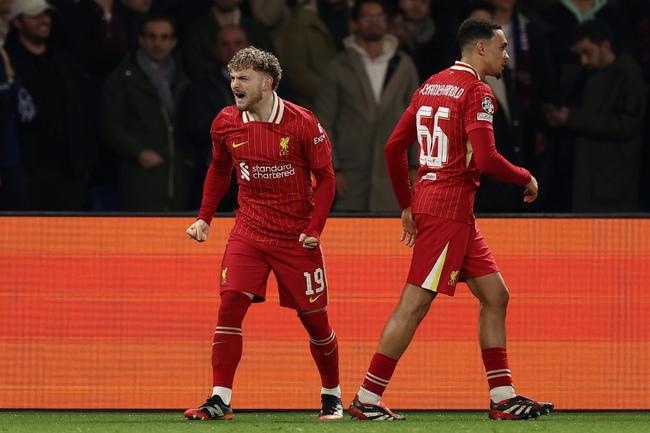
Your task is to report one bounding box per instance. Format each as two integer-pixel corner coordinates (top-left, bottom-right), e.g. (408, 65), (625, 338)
(100, 13), (191, 211)
(545, 20), (645, 212)
(0, 0), (28, 210)
(7, 0), (96, 210)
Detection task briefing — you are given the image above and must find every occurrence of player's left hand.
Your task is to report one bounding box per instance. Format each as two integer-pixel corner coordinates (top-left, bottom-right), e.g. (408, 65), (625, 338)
(299, 233), (319, 249)
(400, 207), (417, 248)
(523, 175), (538, 204)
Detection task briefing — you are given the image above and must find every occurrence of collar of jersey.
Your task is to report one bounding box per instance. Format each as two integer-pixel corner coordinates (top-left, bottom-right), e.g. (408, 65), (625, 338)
(241, 91), (285, 124)
(451, 61), (479, 79)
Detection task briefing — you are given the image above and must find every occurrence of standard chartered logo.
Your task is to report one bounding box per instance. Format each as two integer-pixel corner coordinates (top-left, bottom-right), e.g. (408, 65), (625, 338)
(240, 162), (250, 181)
(253, 164), (295, 179)
(239, 162), (295, 181)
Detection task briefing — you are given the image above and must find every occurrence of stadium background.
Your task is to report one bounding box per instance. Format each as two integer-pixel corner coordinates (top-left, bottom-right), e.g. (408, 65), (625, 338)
(0, 216), (648, 410)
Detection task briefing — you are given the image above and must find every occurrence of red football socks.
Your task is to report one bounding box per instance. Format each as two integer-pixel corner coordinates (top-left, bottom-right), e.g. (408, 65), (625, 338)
(212, 291), (252, 388)
(361, 352), (398, 396)
(482, 347), (513, 390)
(299, 310), (339, 389)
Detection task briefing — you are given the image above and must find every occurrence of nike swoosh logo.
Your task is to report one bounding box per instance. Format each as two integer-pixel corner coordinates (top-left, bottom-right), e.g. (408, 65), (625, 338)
(324, 345), (337, 356)
(212, 341), (226, 346)
(232, 141), (247, 148)
(309, 293), (324, 303)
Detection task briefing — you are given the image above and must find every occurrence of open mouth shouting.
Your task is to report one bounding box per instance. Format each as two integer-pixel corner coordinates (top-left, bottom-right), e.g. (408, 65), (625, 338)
(234, 91), (246, 105)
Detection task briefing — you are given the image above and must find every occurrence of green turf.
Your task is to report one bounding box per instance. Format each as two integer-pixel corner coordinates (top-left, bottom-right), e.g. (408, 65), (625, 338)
(1, 411), (648, 433)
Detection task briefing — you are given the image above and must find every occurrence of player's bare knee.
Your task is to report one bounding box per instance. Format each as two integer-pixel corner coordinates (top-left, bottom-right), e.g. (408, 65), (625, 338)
(481, 286), (509, 312)
(397, 303), (428, 324)
(394, 293), (434, 323)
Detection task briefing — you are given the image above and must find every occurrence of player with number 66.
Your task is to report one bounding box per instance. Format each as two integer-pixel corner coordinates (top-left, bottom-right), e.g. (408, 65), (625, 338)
(349, 18), (551, 422)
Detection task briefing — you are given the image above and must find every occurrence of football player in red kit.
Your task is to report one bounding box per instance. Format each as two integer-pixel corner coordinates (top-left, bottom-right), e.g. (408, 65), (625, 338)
(184, 47), (341, 421)
(348, 18), (553, 421)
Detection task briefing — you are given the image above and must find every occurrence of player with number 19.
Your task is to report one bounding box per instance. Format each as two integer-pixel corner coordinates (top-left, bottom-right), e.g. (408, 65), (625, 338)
(184, 47), (341, 421)
(349, 18), (552, 421)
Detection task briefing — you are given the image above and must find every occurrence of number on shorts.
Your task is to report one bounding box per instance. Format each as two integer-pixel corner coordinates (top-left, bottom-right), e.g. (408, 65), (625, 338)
(303, 268), (325, 295)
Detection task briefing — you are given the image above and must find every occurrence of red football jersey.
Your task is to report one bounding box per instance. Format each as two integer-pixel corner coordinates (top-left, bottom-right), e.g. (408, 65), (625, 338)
(200, 93), (333, 246)
(407, 61), (501, 223)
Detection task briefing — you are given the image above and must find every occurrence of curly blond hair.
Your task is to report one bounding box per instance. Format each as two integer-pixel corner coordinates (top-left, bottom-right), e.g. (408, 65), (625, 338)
(227, 46), (283, 90)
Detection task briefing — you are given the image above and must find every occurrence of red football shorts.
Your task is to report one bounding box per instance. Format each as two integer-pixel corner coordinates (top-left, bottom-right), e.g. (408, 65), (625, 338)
(219, 234), (329, 310)
(407, 214), (499, 296)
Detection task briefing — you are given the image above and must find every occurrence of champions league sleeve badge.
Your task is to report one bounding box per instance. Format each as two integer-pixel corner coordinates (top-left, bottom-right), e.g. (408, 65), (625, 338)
(481, 96), (494, 115)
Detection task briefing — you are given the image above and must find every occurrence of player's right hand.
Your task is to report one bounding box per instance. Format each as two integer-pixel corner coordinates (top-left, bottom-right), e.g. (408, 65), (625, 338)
(186, 219), (210, 242)
(299, 233), (319, 249)
(400, 207), (417, 248)
(523, 175), (538, 204)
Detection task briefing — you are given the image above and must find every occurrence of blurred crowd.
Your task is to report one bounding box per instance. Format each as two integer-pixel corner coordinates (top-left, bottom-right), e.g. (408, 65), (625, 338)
(0, 0), (648, 213)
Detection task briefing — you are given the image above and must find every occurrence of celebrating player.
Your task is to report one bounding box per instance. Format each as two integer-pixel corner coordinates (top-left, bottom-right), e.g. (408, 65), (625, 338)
(184, 47), (341, 421)
(348, 18), (553, 421)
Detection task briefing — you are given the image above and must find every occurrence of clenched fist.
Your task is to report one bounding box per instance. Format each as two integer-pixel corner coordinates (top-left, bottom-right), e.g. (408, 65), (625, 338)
(186, 219), (210, 242)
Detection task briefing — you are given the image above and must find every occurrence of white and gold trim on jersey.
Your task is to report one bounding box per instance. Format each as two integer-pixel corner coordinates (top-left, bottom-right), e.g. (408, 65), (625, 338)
(422, 242), (449, 292)
(450, 61), (480, 79)
(241, 91), (285, 124)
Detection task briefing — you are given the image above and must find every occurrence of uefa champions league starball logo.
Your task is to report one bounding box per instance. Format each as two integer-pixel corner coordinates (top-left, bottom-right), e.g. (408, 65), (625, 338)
(481, 96), (494, 115)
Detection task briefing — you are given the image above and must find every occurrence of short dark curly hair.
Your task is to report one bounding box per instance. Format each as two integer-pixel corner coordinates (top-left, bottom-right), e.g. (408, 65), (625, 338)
(227, 46), (282, 90)
(457, 17), (501, 51)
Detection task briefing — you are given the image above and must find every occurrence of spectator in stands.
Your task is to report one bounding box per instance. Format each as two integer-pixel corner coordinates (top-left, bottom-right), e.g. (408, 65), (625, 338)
(54, 0), (153, 211)
(121, 0), (151, 14)
(54, 0), (151, 86)
(182, 0), (273, 78)
(463, 0), (495, 21)
(545, 20), (645, 212)
(279, 0), (348, 110)
(247, 0), (289, 49)
(316, 0), (419, 212)
(474, 0), (555, 212)
(543, 0), (632, 78)
(619, 1), (650, 212)
(6, 0), (96, 210)
(0, 0), (28, 210)
(100, 13), (191, 211)
(396, 0), (456, 80)
(149, 0), (208, 38)
(247, 0), (288, 27)
(0, 0), (12, 45)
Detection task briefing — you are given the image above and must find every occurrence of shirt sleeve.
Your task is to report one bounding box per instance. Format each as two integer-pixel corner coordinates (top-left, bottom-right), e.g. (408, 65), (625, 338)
(468, 127), (531, 185)
(384, 109), (417, 210)
(303, 113), (333, 170)
(197, 114), (234, 224)
(464, 82), (497, 133)
(462, 83), (531, 185)
(302, 164), (335, 239)
(302, 113), (335, 238)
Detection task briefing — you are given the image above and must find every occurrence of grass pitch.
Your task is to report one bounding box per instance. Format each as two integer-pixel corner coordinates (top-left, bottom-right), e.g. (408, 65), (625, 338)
(1, 411), (648, 433)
